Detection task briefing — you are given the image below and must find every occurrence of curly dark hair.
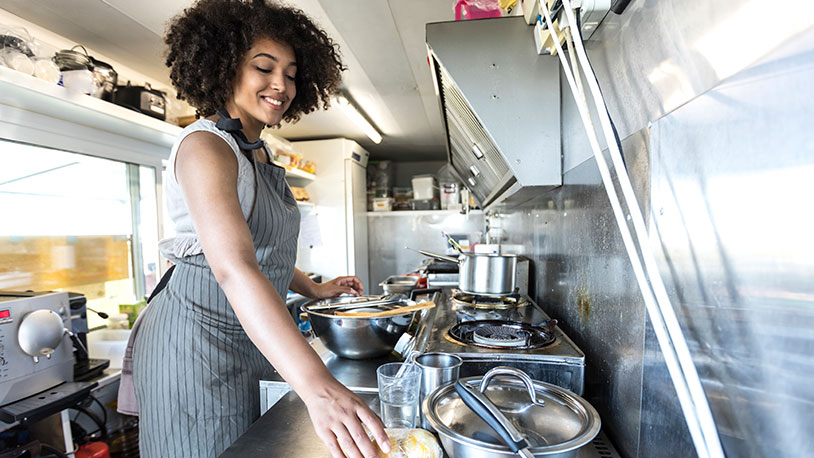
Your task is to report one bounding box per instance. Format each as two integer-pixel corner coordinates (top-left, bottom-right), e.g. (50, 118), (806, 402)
(164, 0), (345, 123)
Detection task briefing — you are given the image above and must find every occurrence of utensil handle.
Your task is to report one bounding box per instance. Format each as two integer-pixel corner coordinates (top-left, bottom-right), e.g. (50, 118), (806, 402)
(405, 247), (460, 264)
(334, 301), (436, 318)
(454, 381), (530, 454)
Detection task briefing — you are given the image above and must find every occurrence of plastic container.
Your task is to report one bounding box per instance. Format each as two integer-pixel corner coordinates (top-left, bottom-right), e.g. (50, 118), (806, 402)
(411, 175), (439, 200)
(108, 313), (130, 330)
(373, 197), (394, 212)
(87, 329), (131, 369)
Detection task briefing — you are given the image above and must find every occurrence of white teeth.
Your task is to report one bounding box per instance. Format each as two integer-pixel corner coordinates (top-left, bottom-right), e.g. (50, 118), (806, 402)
(264, 97), (283, 106)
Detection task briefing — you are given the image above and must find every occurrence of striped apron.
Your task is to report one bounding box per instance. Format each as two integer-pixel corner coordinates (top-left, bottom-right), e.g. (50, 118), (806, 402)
(131, 147), (300, 457)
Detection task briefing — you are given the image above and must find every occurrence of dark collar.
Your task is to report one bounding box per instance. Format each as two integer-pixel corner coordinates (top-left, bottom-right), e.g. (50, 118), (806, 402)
(215, 108), (265, 151)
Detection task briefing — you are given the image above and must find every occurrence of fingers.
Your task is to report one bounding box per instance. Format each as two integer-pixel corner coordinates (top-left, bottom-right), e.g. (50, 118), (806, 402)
(357, 405), (390, 454)
(343, 414), (382, 458)
(332, 423), (365, 458)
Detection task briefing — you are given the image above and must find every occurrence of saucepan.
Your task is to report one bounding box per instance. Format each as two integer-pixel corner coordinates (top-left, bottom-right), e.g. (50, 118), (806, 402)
(424, 366), (601, 458)
(410, 248), (522, 296)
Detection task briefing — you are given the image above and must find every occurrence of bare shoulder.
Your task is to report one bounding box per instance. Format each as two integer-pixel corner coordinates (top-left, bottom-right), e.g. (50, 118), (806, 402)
(175, 130), (239, 183)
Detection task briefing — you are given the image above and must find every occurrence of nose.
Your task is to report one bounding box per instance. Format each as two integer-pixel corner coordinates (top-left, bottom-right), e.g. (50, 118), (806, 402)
(270, 71), (286, 93)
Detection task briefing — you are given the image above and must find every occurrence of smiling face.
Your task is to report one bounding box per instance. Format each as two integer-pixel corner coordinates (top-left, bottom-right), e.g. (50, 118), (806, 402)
(226, 37), (297, 134)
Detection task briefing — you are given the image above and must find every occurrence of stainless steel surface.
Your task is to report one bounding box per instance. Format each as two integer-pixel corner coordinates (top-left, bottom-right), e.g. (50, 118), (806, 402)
(426, 17), (561, 208)
(302, 297), (416, 360)
(415, 290), (585, 396)
(17, 309), (64, 358)
(220, 389), (621, 458)
(416, 352), (462, 430)
(494, 2), (814, 456)
(0, 291), (74, 407)
(380, 275), (419, 295)
(476, 367), (543, 407)
(551, 2), (722, 455)
(305, 294), (405, 312)
(416, 250), (524, 296)
(424, 372), (601, 458)
(456, 379), (535, 458)
(367, 210), (485, 295)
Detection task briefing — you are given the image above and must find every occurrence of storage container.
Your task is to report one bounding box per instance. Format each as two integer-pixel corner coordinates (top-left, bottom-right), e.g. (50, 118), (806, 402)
(373, 197), (394, 212)
(411, 174), (439, 200)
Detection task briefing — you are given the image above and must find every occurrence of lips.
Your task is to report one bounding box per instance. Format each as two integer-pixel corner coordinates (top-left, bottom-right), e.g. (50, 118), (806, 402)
(262, 96), (285, 109)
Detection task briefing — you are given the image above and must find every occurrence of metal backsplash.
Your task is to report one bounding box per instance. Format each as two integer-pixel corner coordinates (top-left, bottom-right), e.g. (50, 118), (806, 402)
(498, 1), (814, 457)
(366, 211), (485, 295)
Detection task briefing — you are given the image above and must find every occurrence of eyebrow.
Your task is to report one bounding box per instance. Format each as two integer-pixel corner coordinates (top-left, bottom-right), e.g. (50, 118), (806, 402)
(252, 52), (297, 66)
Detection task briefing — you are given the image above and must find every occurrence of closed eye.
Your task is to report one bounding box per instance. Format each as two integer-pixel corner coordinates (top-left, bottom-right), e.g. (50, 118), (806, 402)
(286, 75), (296, 81)
(255, 66), (271, 74)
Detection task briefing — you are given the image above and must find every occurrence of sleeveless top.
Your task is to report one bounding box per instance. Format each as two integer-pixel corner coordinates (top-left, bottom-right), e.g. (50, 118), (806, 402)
(158, 119), (260, 262)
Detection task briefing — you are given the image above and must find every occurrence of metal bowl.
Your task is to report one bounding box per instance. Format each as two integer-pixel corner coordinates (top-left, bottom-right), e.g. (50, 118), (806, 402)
(302, 296), (416, 359)
(424, 371), (601, 457)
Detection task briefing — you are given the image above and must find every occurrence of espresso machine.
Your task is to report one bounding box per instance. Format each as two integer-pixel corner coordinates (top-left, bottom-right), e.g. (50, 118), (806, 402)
(68, 292), (109, 381)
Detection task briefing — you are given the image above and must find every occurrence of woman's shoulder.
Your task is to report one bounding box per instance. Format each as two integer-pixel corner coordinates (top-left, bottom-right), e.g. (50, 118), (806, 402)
(175, 118), (239, 152)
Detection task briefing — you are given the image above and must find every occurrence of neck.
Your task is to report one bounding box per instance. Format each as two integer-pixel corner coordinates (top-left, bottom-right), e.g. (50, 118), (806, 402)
(223, 101), (263, 142)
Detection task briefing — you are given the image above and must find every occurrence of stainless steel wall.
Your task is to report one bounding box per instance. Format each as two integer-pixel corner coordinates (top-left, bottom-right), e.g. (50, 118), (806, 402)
(499, 1), (814, 457)
(366, 211), (485, 294)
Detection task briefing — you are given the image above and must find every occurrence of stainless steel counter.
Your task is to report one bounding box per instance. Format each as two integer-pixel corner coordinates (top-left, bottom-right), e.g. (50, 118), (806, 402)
(220, 388), (620, 458)
(220, 341), (622, 458)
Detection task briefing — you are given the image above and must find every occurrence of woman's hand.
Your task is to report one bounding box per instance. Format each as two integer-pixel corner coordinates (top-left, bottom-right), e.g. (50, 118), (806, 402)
(313, 276), (364, 299)
(303, 379), (390, 458)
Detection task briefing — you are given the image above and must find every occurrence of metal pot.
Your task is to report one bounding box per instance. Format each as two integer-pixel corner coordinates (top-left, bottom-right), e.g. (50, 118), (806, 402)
(416, 249), (521, 296)
(301, 295), (419, 359)
(423, 367), (601, 458)
(379, 275), (419, 295)
(89, 57), (117, 101)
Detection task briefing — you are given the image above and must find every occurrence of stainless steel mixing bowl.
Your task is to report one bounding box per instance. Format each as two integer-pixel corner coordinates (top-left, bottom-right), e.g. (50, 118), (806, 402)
(301, 296), (416, 359)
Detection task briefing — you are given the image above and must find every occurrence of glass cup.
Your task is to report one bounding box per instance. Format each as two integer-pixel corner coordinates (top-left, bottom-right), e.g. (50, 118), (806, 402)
(377, 362), (421, 429)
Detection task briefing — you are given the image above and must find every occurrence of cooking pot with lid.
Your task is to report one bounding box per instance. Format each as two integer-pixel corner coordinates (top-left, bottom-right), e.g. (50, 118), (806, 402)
(415, 249), (528, 296)
(423, 366), (601, 457)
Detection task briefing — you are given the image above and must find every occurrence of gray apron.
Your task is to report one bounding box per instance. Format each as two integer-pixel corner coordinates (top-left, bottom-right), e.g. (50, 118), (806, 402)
(131, 142), (300, 457)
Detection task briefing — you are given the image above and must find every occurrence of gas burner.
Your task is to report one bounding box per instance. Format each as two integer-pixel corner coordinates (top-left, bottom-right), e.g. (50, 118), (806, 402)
(451, 290), (528, 310)
(447, 320), (556, 350)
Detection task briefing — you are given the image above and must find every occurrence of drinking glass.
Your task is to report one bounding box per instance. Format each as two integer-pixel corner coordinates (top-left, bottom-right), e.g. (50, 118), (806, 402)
(377, 362), (421, 428)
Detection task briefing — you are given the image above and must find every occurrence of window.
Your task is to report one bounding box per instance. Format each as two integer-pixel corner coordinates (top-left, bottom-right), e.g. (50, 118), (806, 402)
(0, 139), (159, 327)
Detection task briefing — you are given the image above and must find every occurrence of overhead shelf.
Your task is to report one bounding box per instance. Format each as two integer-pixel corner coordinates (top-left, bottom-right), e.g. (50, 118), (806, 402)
(0, 66), (182, 149)
(272, 161), (316, 182)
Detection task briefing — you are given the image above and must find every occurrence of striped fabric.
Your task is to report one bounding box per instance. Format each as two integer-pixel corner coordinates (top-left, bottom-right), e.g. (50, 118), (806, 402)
(132, 151), (300, 457)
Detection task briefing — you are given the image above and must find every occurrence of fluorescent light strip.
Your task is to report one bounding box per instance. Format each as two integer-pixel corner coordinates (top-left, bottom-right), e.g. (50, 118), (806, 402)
(333, 96), (383, 144)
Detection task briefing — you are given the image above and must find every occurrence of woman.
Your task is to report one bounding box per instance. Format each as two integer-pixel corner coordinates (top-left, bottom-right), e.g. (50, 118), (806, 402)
(117, 1), (391, 457)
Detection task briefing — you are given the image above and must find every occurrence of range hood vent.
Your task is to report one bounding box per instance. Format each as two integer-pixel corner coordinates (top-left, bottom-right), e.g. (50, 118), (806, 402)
(427, 17), (561, 208)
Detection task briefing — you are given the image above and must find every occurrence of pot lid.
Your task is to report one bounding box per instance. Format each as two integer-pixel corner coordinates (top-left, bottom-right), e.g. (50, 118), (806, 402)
(424, 373), (600, 454)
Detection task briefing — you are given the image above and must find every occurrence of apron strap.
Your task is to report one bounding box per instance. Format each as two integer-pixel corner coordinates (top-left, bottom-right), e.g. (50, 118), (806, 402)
(147, 264), (176, 303)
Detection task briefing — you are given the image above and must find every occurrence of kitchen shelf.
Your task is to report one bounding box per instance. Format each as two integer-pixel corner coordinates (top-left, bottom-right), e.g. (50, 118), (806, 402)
(0, 66), (182, 148)
(367, 209), (482, 217)
(273, 160), (316, 182)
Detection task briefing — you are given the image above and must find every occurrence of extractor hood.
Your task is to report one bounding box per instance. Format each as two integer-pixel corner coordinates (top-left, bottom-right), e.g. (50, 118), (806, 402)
(426, 17), (561, 209)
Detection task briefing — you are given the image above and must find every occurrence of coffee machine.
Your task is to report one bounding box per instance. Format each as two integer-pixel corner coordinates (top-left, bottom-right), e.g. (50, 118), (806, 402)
(68, 293), (109, 381)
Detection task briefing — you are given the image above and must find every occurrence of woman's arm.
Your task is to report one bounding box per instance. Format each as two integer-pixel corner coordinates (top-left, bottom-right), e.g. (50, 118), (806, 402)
(290, 268), (364, 299)
(175, 132), (389, 458)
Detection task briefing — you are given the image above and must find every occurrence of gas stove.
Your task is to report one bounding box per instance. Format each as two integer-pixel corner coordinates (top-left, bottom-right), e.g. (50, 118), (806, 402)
(410, 289), (586, 395)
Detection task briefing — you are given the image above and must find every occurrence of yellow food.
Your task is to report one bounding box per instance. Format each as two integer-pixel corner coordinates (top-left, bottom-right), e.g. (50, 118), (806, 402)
(375, 428), (442, 458)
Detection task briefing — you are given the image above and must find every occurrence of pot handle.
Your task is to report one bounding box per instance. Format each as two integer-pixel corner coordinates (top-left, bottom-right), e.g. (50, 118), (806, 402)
(479, 366), (544, 407)
(455, 381), (534, 458)
(405, 247), (460, 264)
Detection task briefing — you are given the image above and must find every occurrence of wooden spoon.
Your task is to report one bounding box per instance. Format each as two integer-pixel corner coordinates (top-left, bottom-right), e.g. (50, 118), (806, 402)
(334, 301), (436, 318)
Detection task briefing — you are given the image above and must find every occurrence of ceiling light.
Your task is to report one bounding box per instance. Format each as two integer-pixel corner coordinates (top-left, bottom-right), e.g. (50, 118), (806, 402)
(333, 96), (383, 144)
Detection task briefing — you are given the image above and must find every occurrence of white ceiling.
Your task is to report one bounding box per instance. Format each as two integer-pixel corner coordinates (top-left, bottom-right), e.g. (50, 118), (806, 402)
(0, 0), (458, 160)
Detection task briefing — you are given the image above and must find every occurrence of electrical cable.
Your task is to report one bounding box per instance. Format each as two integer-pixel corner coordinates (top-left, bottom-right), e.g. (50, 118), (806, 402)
(551, 1), (725, 456)
(69, 405), (107, 440)
(39, 444), (70, 458)
(88, 395), (107, 426)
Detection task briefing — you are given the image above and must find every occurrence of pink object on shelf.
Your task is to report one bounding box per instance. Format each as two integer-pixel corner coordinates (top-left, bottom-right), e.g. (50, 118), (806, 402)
(454, 0), (503, 21)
